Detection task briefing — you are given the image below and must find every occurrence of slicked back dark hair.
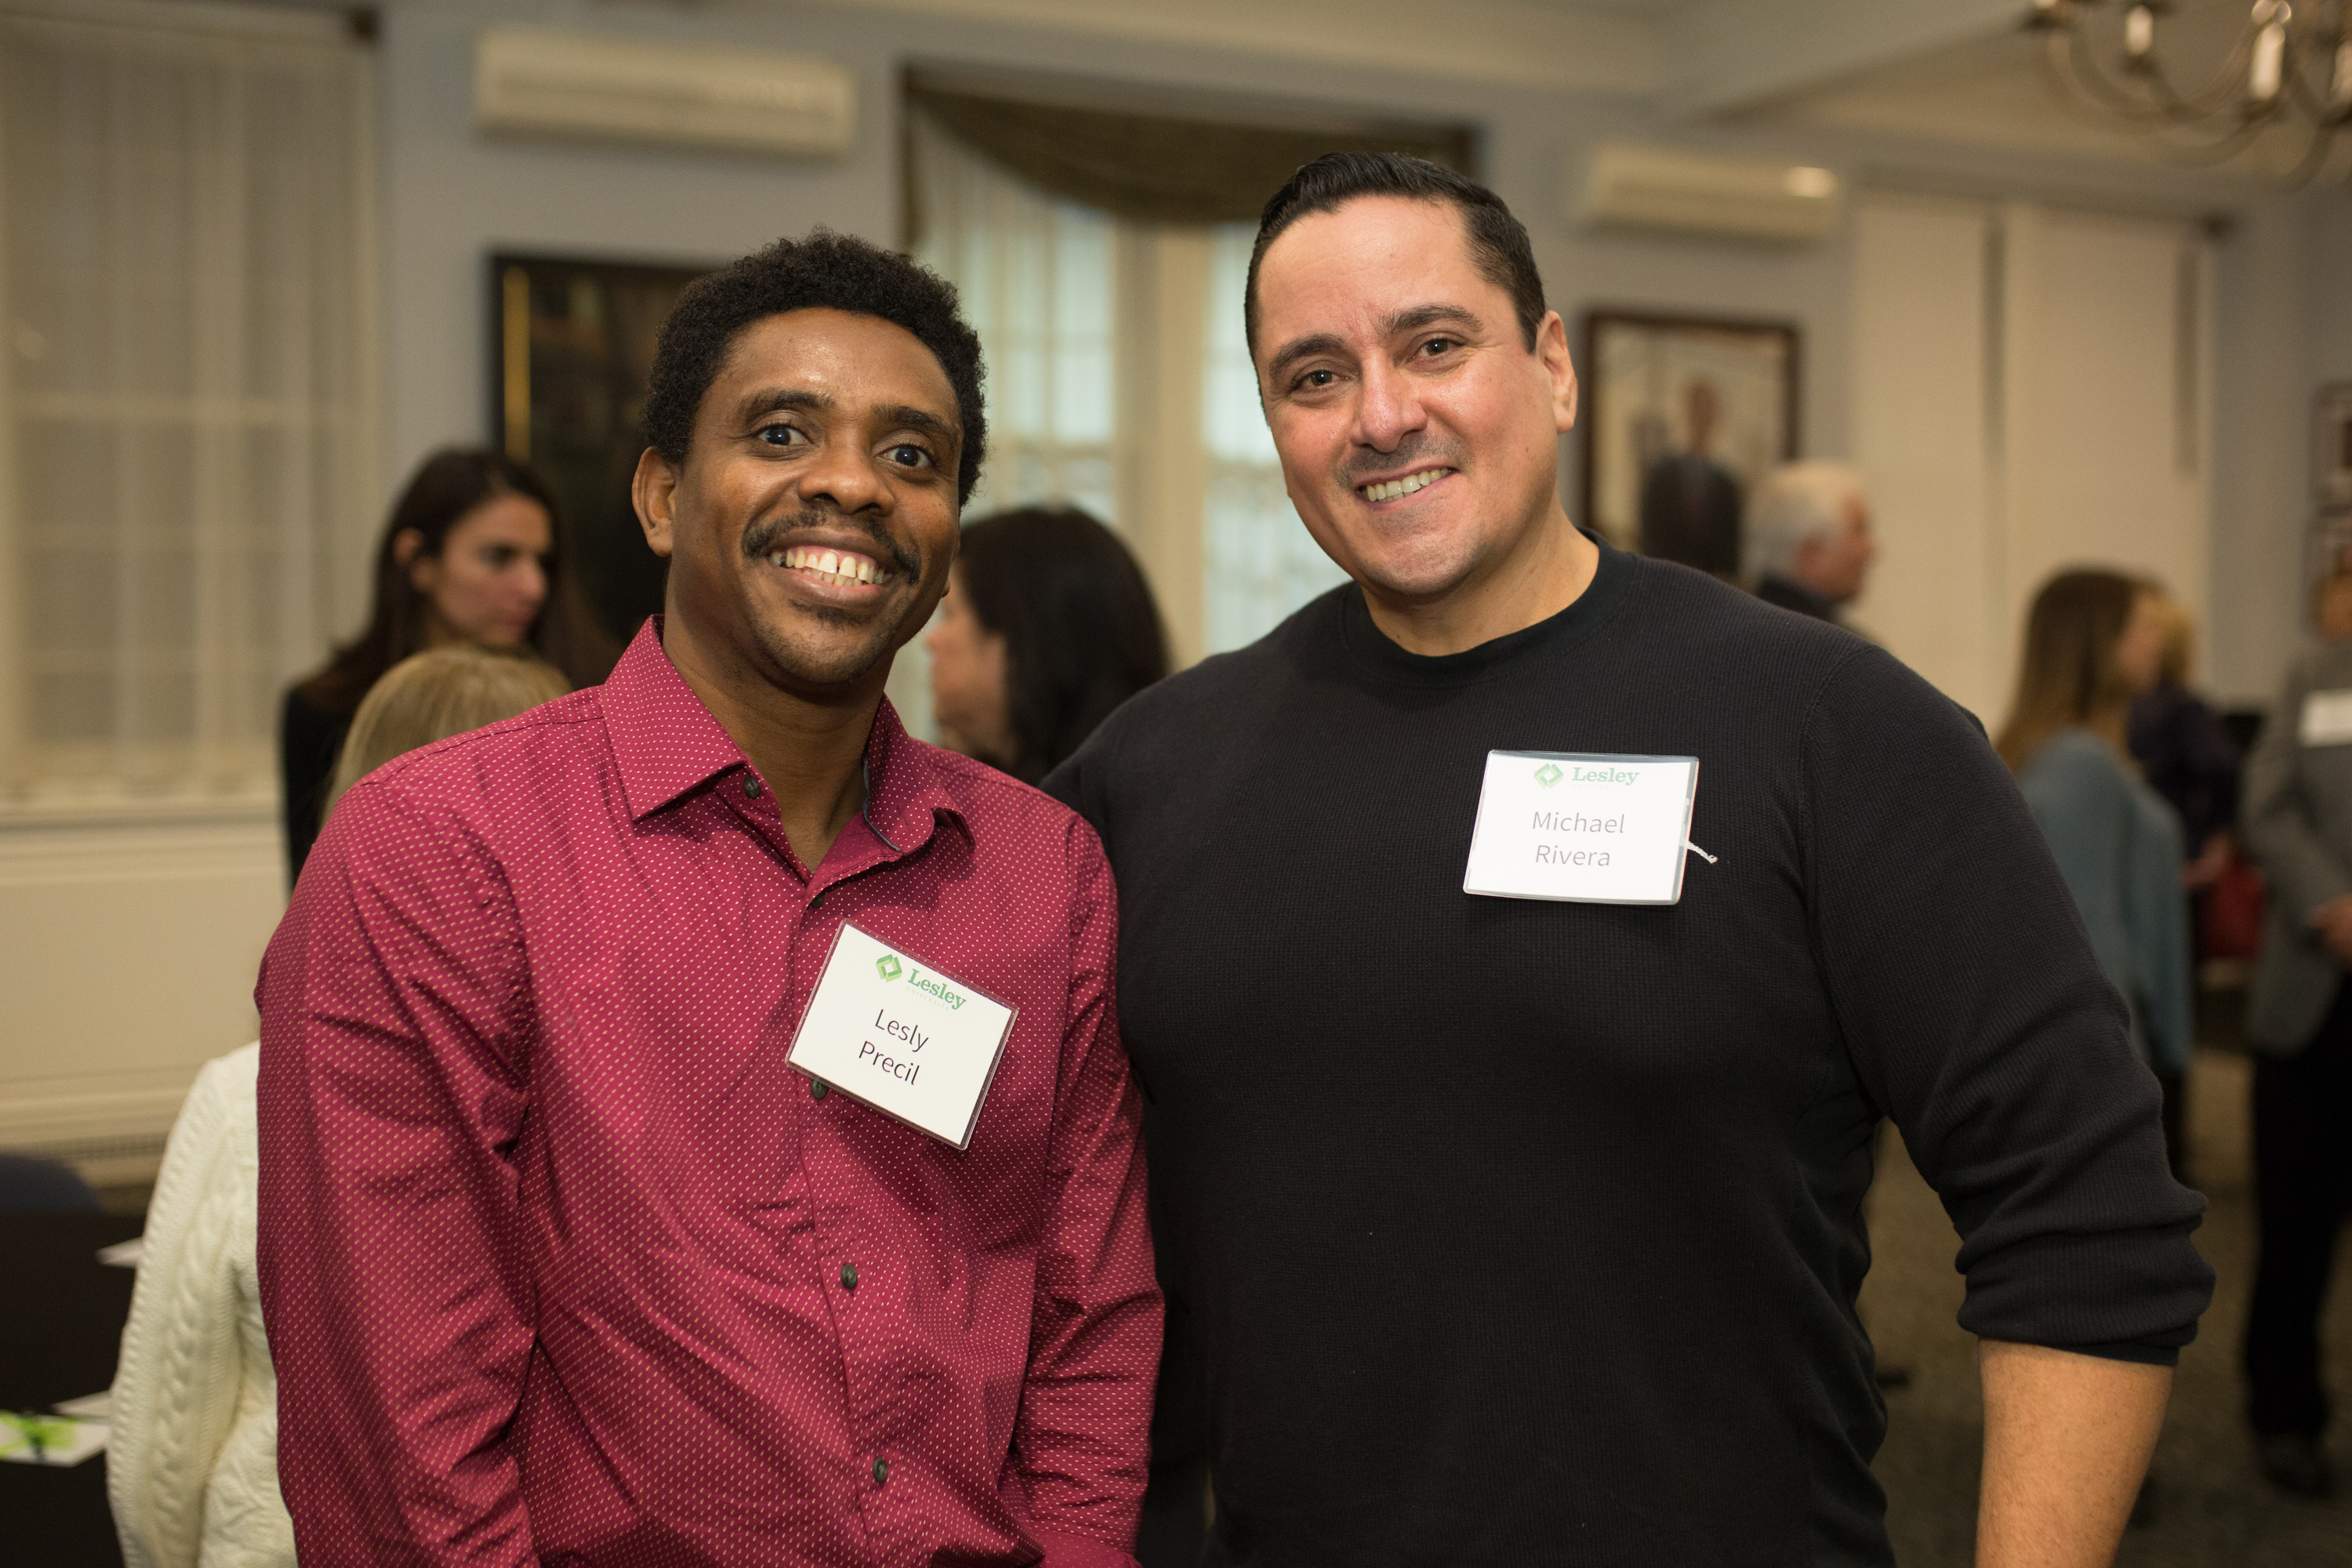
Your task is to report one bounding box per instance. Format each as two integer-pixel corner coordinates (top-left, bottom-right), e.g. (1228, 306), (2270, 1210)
(1245, 152), (1547, 361)
(643, 229), (987, 504)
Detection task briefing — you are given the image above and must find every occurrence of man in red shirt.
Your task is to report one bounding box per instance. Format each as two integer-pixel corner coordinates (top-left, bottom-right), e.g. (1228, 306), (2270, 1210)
(256, 232), (1160, 1567)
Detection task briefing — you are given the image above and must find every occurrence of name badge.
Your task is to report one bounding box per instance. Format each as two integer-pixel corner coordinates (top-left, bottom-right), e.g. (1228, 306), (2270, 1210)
(2301, 689), (2352, 747)
(786, 923), (1018, 1149)
(1462, 751), (1704, 906)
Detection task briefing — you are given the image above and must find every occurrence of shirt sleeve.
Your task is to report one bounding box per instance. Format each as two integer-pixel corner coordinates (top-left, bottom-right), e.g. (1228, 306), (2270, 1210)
(254, 780), (539, 1567)
(1007, 816), (1160, 1563)
(1802, 648), (2212, 1360)
(110, 1051), (247, 1568)
(2241, 661), (2352, 922)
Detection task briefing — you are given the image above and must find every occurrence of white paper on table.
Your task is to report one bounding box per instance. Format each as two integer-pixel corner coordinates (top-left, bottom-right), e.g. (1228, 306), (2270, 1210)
(96, 1236), (144, 1268)
(53, 1390), (114, 1421)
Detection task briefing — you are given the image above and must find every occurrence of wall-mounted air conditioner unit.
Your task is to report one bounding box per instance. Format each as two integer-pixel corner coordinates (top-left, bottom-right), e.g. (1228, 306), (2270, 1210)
(475, 27), (856, 158)
(1574, 143), (1842, 245)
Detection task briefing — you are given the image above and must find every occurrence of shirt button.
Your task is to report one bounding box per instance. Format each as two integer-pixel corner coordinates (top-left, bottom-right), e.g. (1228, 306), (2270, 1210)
(810, 1079), (829, 1101)
(840, 1262), (858, 1290)
(872, 1456), (889, 1486)
(742, 775), (762, 798)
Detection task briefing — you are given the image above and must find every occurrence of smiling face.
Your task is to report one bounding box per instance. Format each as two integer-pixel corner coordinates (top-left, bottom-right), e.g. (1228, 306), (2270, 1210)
(1253, 195), (1577, 615)
(635, 307), (964, 698)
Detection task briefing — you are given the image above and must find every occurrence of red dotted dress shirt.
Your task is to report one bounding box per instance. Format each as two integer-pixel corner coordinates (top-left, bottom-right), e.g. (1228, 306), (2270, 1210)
(256, 622), (1160, 1567)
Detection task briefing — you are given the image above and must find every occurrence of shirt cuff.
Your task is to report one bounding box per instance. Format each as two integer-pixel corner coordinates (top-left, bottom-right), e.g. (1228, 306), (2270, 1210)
(1032, 1527), (1140, 1568)
(2052, 1339), (2180, 1368)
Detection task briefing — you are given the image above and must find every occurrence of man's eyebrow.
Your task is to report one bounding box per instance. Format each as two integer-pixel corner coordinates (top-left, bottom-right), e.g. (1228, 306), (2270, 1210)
(877, 404), (958, 441)
(1265, 332), (1347, 386)
(736, 387), (833, 422)
(1381, 303), (1483, 338)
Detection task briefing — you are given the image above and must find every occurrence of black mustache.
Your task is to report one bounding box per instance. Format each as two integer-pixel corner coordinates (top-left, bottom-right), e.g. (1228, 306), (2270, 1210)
(1340, 434), (1465, 487)
(742, 510), (920, 579)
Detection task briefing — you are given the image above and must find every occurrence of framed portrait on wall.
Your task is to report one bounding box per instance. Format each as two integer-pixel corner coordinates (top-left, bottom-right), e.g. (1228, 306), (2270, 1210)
(1578, 310), (1800, 574)
(489, 252), (713, 683)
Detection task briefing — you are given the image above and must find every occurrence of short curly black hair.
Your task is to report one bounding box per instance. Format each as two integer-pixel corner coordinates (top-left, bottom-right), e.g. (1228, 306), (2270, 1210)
(642, 230), (988, 504)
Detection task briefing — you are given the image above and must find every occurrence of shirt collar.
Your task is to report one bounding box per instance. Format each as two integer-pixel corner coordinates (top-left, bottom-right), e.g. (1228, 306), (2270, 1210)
(602, 618), (960, 851)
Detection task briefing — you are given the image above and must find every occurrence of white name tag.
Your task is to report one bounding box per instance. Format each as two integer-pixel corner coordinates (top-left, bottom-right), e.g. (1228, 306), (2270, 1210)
(1462, 751), (1703, 906)
(2301, 689), (2352, 747)
(786, 923), (1018, 1149)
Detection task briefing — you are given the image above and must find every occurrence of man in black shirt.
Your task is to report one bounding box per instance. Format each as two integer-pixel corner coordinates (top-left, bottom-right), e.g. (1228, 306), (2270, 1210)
(1047, 154), (2210, 1567)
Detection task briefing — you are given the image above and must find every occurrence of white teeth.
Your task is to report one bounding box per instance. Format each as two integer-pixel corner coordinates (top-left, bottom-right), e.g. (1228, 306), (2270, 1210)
(775, 543), (884, 587)
(1362, 467), (1452, 503)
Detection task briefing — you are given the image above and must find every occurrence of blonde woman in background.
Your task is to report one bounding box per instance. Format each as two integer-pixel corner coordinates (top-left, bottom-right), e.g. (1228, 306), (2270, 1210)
(109, 648), (567, 1568)
(1998, 572), (2193, 1153)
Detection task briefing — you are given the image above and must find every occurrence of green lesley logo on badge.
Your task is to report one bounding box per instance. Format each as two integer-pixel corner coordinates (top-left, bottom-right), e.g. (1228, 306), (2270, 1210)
(1537, 760), (1637, 787)
(792, 924), (1018, 1149)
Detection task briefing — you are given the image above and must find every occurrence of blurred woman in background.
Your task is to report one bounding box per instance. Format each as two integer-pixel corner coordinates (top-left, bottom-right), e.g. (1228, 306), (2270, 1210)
(278, 448), (559, 883)
(2127, 591), (2242, 895)
(1998, 570), (2194, 1167)
(925, 505), (1167, 783)
(112, 646), (568, 1568)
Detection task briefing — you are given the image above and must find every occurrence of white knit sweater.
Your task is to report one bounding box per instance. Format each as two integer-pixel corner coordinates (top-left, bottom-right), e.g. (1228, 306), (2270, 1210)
(109, 1043), (296, 1568)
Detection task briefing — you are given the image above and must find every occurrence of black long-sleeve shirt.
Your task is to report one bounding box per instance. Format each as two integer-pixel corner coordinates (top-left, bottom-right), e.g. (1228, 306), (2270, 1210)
(279, 685), (352, 888)
(1046, 535), (2211, 1567)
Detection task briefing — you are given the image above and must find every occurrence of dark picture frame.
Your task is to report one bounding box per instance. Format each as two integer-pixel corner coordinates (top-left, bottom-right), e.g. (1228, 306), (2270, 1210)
(1578, 310), (1800, 570)
(488, 252), (715, 682)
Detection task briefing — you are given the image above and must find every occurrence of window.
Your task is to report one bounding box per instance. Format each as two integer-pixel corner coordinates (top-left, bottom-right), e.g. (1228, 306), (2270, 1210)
(0, 5), (377, 800)
(911, 114), (1345, 670)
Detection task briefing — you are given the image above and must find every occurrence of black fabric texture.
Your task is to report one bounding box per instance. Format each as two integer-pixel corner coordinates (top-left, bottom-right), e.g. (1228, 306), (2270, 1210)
(281, 686), (352, 889)
(1755, 571), (1841, 624)
(1046, 535), (2212, 1568)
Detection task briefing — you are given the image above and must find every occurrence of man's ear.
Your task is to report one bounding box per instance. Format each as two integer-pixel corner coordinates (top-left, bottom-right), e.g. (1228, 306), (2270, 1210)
(1537, 310), (1577, 434)
(633, 447), (679, 560)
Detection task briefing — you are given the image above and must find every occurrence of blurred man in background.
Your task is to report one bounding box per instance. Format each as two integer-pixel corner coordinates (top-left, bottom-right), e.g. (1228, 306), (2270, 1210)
(2239, 624), (2352, 1498)
(1744, 459), (1876, 627)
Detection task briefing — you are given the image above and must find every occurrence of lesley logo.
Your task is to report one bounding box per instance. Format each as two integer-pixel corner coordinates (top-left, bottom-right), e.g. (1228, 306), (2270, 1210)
(1535, 761), (1639, 787)
(875, 955), (903, 982)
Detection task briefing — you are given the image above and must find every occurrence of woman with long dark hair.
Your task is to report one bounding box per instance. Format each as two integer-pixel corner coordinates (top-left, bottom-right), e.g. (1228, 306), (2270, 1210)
(1996, 569), (2191, 1129)
(279, 448), (558, 880)
(924, 505), (1168, 784)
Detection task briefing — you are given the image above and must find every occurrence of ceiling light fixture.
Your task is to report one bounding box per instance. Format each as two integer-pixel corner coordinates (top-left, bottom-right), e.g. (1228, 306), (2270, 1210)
(2025, 0), (2352, 183)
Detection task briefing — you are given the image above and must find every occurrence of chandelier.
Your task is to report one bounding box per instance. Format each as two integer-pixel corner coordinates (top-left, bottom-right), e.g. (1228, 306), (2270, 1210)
(2026, 0), (2352, 181)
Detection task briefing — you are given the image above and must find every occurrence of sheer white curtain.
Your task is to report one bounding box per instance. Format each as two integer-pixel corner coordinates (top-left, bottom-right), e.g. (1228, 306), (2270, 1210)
(911, 118), (1343, 672)
(0, 4), (377, 800)
(1201, 224), (1345, 654)
(912, 113), (1117, 526)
